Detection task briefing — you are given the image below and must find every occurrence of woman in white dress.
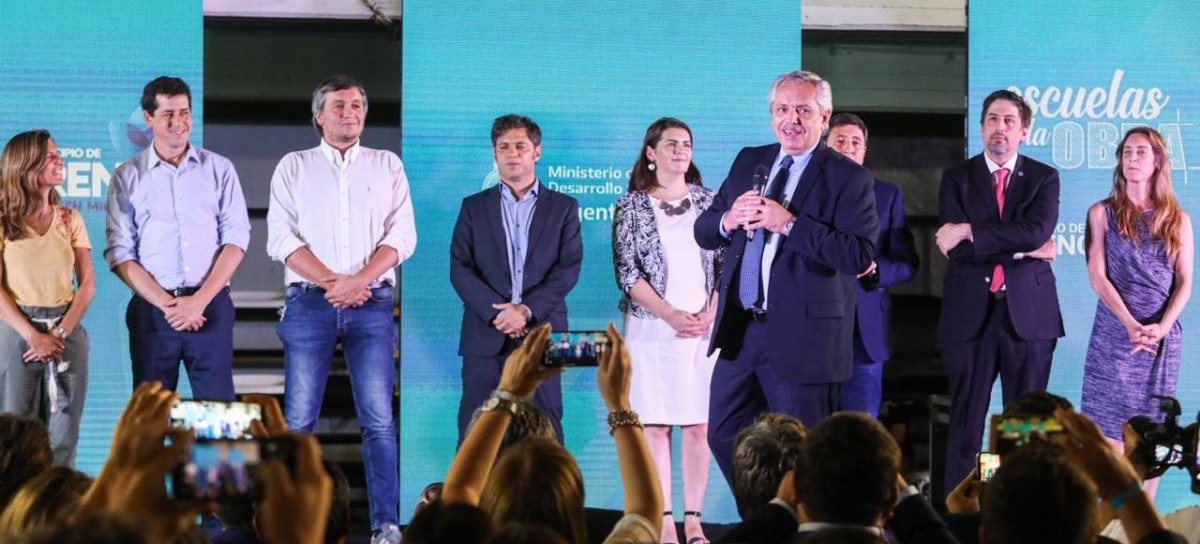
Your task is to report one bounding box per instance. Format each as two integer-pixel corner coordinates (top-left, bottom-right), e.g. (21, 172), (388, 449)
(612, 118), (722, 544)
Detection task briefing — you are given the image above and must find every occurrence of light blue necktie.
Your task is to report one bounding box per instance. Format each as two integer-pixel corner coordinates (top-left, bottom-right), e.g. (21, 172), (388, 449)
(737, 155), (793, 310)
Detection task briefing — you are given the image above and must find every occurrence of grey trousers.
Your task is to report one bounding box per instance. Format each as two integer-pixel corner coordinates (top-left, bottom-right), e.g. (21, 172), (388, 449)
(0, 305), (89, 467)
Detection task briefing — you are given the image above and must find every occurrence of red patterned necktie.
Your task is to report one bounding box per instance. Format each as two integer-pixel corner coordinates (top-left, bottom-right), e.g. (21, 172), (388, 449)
(989, 167), (1010, 293)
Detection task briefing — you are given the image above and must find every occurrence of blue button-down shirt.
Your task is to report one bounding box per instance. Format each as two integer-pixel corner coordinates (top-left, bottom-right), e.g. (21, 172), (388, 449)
(105, 144), (251, 289)
(499, 181), (539, 303)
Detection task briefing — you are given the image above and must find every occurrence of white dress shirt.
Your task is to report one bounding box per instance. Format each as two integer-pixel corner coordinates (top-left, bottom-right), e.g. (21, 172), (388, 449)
(266, 139), (417, 285)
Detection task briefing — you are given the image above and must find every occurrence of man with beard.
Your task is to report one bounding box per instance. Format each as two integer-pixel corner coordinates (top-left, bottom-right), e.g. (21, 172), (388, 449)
(934, 90), (1063, 495)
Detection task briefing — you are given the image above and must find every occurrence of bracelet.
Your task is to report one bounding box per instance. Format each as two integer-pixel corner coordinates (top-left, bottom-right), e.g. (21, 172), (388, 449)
(1109, 483), (1143, 510)
(607, 409), (642, 435)
(52, 327), (68, 340)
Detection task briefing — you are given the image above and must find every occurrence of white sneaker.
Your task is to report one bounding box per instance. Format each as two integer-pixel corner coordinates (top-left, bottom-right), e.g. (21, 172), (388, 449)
(371, 523), (402, 544)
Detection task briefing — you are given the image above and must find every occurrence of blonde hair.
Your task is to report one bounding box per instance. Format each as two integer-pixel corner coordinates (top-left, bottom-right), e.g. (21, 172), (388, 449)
(0, 130), (59, 241)
(1108, 126), (1183, 259)
(0, 467), (91, 535)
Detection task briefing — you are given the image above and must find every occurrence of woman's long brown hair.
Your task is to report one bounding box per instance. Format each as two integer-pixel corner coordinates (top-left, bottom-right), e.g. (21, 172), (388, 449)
(0, 130), (59, 241)
(1107, 126), (1182, 259)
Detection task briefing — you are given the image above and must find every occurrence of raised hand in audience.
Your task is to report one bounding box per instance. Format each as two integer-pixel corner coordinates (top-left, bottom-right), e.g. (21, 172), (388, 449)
(1055, 408), (1170, 544)
(258, 434), (333, 544)
(77, 382), (211, 543)
(443, 324), (558, 505)
(243, 392), (288, 438)
(598, 322), (663, 534)
(945, 468), (982, 515)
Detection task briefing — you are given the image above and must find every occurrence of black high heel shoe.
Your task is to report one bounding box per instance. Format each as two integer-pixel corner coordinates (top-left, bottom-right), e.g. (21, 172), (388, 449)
(684, 512), (709, 544)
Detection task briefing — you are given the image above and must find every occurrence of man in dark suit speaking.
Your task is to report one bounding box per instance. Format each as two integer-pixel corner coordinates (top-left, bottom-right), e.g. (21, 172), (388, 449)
(450, 114), (583, 443)
(935, 90), (1062, 493)
(695, 71), (879, 485)
(824, 113), (919, 418)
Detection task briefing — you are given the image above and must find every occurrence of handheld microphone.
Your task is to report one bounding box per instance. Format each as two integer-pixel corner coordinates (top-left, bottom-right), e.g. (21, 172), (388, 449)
(746, 165), (770, 241)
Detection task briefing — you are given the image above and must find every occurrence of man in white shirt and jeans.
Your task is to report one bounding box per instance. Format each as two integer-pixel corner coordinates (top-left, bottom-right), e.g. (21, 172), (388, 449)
(266, 74), (416, 544)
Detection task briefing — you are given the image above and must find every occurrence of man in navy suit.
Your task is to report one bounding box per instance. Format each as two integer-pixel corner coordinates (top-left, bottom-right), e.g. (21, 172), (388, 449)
(824, 113), (919, 417)
(935, 90), (1062, 494)
(695, 71), (879, 485)
(450, 114), (583, 443)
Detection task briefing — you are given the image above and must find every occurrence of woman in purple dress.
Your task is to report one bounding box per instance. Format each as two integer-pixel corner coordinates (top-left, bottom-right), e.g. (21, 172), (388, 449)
(1082, 127), (1193, 445)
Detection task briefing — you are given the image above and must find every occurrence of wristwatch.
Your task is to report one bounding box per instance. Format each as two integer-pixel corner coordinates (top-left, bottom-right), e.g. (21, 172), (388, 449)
(493, 389), (522, 402)
(481, 395), (518, 416)
(782, 216), (797, 236)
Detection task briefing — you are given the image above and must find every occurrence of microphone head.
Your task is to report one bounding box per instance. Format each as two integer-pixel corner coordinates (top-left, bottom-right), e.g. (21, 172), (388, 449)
(752, 165), (770, 194)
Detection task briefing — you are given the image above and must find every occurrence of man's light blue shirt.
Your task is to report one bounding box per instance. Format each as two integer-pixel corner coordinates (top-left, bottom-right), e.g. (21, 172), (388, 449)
(761, 147), (814, 303)
(105, 144), (251, 289)
(499, 180), (539, 304)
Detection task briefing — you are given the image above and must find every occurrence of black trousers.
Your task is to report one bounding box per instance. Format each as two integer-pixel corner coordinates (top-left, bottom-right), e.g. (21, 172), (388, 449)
(942, 295), (1055, 494)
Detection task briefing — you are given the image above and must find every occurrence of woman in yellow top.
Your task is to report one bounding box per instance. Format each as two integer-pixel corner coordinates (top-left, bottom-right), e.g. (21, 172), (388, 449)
(0, 130), (95, 467)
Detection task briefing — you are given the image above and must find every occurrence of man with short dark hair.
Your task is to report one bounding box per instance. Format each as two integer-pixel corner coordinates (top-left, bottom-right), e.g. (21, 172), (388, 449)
(720, 412), (956, 544)
(980, 447), (1095, 544)
(935, 89), (1063, 494)
(267, 74), (415, 544)
(450, 114), (583, 442)
(106, 76), (250, 400)
(824, 113), (919, 417)
(791, 413), (955, 544)
(796, 412), (900, 531)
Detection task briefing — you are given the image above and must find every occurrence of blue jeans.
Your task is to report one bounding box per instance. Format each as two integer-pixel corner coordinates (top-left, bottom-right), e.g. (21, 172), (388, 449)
(278, 284), (398, 530)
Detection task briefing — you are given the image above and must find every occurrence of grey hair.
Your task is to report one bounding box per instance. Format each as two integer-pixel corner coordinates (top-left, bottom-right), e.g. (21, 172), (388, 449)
(768, 71), (833, 114)
(732, 412), (807, 520)
(311, 75), (369, 136)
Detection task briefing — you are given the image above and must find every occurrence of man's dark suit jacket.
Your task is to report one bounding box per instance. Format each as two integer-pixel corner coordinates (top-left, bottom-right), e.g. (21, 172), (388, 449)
(449, 184), (583, 357)
(718, 495), (957, 544)
(938, 154), (1063, 342)
(695, 142), (879, 383)
(857, 179), (919, 363)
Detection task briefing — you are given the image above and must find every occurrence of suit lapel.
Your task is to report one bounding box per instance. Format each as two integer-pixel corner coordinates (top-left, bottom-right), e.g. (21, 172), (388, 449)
(786, 142), (827, 213)
(525, 185), (551, 267)
(969, 155), (1000, 222)
(484, 187), (511, 285)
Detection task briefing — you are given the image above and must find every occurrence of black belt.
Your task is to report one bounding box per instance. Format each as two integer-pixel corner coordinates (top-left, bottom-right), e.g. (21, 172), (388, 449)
(746, 308), (768, 322)
(165, 286), (229, 297)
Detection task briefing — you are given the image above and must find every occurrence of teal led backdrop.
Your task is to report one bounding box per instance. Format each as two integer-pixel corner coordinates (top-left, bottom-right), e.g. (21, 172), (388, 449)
(0, 0), (204, 475)
(969, 0), (1200, 511)
(402, 1), (801, 521)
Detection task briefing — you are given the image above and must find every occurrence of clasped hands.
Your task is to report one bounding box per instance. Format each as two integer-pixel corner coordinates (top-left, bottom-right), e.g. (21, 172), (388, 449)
(721, 189), (794, 235)
(493, 302), (532, 338)
(1125, 321), (1165, 356)
(163, 295), (209, 332)
(664, 306), (715, 339)
(23, 329), (64, 362)
(320, 273), (373, 309)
